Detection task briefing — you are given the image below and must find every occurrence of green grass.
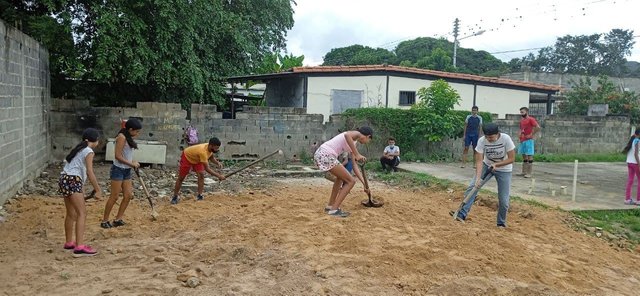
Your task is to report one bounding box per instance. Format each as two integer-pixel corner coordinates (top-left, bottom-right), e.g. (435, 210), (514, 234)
(516, 153), (625, 163)
(572, 209), (640, 244)
(366, 163), (452, 190)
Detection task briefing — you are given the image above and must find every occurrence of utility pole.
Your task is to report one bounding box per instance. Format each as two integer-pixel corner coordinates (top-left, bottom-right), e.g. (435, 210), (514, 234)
(452, 18), (460, 68)
(452, 18), (485, 69)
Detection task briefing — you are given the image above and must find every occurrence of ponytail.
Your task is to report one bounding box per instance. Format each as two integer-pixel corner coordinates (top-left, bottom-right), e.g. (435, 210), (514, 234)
(622, 128), (640, 154)
(66, 128), (100, 162)
(117, 118), (142, 149)
(65, 141), (89, 163)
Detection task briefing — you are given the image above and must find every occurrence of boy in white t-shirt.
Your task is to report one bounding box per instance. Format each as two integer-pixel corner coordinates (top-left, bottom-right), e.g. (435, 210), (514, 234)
(380, 137), (400, 172)
(452, 123), (516, 227)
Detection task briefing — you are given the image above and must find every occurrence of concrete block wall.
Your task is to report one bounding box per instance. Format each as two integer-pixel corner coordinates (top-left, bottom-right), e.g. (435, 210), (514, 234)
(460, 114), (629, 156)
(51, 100), (187, 165)
(344, 112), (630, 161)
(49, 99), (631, 168)
(501, 71), (640, 93)
(194, 106), (330, 161)
(50, 102), (345, 165)
(0, 20), (51, 204)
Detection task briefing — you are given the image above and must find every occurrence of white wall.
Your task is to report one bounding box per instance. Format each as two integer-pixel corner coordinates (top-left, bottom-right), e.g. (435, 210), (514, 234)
(307, 76), (387, 121)
(307, 75), (533, 121)
(387, 77), (474, 112)
(475, 86), (529, 118)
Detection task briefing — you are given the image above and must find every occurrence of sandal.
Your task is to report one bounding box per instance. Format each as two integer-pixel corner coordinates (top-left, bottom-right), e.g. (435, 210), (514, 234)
(100, 221), (113, 229)
(112, 219), (126, 227)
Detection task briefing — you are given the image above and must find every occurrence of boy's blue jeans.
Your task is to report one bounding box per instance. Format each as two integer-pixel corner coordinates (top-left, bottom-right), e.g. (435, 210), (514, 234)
(457, 163), (512, 226)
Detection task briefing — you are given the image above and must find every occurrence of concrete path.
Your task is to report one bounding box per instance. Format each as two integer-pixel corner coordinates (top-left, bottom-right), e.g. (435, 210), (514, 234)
(400, 161), (639, 211)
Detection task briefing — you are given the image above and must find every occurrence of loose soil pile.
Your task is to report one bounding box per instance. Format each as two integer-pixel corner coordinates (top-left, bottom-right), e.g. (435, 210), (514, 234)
(1, 165), (639, 295)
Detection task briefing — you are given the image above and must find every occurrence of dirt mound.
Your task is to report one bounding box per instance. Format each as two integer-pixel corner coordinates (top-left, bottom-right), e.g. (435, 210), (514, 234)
(1, 174), (639, 295)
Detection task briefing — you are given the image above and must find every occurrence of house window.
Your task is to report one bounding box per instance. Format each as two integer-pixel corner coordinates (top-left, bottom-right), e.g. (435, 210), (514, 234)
(330, 89), (363, 114)
(399, 91), (416, 106)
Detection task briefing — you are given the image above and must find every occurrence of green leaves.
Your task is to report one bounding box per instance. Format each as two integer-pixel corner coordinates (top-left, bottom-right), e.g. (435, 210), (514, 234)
(559, 75), (640, 123)
(511, 29), (635, 76)
(343, 80), (479, 151)
(322, 45), (396, 66)
(321, 37), (505, 76)
(255, 52), (304, 74)
(4, 0), (295, 106)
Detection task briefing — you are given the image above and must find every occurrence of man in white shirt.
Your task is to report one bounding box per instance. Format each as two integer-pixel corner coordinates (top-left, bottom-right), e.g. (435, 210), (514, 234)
(452, 123), (515, 227)
(380, 137), (400, 172)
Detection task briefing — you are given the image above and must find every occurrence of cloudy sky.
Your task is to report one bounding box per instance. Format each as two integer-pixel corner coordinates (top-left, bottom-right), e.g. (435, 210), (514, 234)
(286, 0), (640, 66)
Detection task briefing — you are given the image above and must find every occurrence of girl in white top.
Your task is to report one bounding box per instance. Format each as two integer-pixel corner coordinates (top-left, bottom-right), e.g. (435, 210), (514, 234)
(58, 128), (103, 257)
(102, 118), (142, 228)
(314, 126), (373, 217)
(623, 129), (640, 205)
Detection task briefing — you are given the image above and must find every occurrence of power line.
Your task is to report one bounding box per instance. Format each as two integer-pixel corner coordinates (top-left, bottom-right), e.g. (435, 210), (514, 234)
(458, 0), (631, 37)
(490, 47), (547, 54)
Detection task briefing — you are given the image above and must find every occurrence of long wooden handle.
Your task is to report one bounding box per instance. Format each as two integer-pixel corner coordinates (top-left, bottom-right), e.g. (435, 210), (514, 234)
(135, 169), (154, 209)
(359, 163), (373, 200)
(224, 150), (281, 178)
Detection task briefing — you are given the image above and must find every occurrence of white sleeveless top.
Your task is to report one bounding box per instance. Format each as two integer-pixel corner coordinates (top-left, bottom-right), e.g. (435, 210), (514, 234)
(62, 147), (94, 183)
(113, 138), (134, 169)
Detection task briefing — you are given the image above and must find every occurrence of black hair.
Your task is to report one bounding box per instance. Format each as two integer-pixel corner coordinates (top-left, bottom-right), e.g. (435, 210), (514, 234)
(622, 129), (640, 154)
(66, 128), (100, 162)
(520, 107), (529, 112)
(482, 123), (500, 136)
(117, 118), (142, 149)
(209, 137), (221, 146)
(358, 126), (373, 138)
(472, 106), (479, 110)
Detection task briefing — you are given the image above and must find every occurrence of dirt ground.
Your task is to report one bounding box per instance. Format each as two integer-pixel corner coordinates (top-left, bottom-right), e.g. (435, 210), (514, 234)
(1, 164), (640, 295)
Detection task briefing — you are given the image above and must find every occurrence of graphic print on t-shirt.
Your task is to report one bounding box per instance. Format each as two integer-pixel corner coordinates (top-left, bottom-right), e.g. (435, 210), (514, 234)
(484, 142), (506, 163)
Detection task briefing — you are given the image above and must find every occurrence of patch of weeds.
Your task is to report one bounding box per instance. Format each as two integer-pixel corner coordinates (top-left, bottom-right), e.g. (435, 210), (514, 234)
(262, 160), (287, 170)
(571, 209), (640, 245)
(372, 171), (451, 190)
(298, 150), (314, 166)
(60, 272), (71, 280)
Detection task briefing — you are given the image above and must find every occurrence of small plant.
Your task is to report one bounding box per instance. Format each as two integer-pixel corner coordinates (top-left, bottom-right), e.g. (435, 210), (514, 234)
(298, 149), (314, 166)
(60, 272), (71, 280)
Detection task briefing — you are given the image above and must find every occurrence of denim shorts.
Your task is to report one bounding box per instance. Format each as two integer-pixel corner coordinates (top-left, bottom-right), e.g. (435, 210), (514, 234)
(110, 165), (132, 180)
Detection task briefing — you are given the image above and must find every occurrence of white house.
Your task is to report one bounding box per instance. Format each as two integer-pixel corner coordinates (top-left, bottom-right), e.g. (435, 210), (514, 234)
(227, 65), (561, 121)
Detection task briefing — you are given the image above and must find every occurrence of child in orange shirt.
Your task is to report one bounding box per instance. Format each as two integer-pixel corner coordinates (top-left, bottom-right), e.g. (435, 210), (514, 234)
(171, 137), (226, 204)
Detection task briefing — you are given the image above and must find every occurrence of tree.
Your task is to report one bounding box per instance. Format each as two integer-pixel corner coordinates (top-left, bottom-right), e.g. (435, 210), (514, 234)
(511, 29), (635, 76)
(3, 0), (296, 105)
(322, 45), (396, 66)
(395, 37), (451, 64)
(255, 53), (304, 74)
(411, 79), (461, 141)
(414, 48), (454, 72)
(395, 37), (504, 75)
(559, 75), (640, 123)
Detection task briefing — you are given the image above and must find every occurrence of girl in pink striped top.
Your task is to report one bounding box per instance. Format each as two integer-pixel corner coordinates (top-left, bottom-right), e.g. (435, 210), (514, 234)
(314, 126), (373, 217)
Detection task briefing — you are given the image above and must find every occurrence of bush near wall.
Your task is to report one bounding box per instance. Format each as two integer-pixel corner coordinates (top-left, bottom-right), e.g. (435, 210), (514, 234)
(341, 108), (492, 159)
